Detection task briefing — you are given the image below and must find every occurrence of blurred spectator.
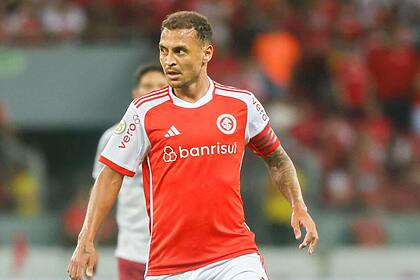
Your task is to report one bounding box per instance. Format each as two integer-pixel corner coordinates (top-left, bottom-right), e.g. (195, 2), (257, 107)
(195, 0), (234, 50)
(0, 101), (12, 210)
(62, 185), (116, 245)
(40, 0), (86, 42)
(350, 216), (387, 246)
(9, 162), (40, 217)
(329, 44), (371, 116)
(253, 31), (300, 94)
(319, 114), (356, 208)
(366, 23), (419, 130)
(82, 0), (117, 41)
(1, 0), (42, 45)
(352, 112), (390, 209)
(412, 73), (420, 135)
(62, 186), (89, 245)
(0, 100), (46, 216)
(11, 232), (28, 276)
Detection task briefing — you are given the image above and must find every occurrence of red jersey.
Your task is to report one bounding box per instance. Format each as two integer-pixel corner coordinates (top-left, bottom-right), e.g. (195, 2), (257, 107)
(100, 78), (280, 276)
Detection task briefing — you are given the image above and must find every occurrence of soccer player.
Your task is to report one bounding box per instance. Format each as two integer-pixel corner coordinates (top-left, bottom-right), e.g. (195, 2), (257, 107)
(92, 65), (167, 280)
(68, 11), (318, 280)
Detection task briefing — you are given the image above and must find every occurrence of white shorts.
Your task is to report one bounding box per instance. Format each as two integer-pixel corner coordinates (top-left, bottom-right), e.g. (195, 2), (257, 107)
(146, 253), (269, 280)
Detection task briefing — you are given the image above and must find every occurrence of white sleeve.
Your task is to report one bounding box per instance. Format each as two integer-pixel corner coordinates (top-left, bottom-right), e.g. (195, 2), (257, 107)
(246, 93), (270, 141)
(92, 127), (114, 179)
(99, 103), (150, 177)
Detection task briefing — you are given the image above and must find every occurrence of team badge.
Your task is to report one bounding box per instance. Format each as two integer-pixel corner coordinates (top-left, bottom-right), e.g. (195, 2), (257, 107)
(216, 114), (236, 135)
(114, 120), (126, 134)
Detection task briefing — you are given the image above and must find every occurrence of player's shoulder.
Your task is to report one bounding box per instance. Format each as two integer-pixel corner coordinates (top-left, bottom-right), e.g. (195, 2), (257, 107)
(214, 81), (253, 96)
(131, 86), (170, 111)
(213, 81), (256, 104)
(104, 124), (118, 137)
(97, 124), (117, 150)
(101, 124), (117, 140)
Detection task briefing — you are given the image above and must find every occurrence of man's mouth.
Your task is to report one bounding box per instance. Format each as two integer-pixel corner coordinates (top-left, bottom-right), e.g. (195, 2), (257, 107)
(166, 70), (181, 79)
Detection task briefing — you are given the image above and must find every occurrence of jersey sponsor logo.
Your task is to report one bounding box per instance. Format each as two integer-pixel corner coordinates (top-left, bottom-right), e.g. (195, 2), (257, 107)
(252, 97), (268, 121)
(163, 146), (177, 162)
(118, 114), (141, 149)
(164, 125), (181, 138)
(114, 120), (126, 134)
(162, 142), (238, 162)
(216, 114), (237, 135)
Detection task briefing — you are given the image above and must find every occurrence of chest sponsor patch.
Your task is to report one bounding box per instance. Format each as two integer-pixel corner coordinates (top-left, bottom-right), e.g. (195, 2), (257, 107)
(162, 142), (237, 162)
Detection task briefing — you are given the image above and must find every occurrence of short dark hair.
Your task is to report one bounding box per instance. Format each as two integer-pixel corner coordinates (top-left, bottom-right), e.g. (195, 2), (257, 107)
(161, 11), (213, 43)
(134, 64), (163, 84)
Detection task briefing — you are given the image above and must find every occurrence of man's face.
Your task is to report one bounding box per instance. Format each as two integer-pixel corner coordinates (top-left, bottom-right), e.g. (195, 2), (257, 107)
(159, 28), (212, 88)
(132, 70), (167, 99)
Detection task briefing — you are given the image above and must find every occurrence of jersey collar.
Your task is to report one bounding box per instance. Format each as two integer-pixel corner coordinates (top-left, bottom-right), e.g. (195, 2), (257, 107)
(168, 77), (214, 108)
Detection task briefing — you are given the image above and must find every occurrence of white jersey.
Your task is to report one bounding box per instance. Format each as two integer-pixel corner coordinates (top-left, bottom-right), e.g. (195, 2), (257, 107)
(93, 125), (149, 264)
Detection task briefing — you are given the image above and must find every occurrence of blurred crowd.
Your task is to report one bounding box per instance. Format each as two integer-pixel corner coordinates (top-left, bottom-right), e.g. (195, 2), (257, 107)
(0, 102), (44, 218)
(238, 0), (420, 214)
(1, 0), (420, 246)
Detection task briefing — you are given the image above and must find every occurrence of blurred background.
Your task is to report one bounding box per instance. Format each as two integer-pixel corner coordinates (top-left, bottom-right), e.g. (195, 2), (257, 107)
(0, 0), (419, 279)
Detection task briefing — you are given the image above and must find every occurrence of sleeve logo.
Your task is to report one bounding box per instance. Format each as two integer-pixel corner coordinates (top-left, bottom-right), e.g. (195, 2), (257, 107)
(114, 120), (126, 134)
(216, 113), (237, 135)
(118, 114), (141, 149)
(252, 97), (268, 121)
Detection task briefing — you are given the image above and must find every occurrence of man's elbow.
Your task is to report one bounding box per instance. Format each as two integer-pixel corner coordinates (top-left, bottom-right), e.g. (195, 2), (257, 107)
(96, 166), (124, 188)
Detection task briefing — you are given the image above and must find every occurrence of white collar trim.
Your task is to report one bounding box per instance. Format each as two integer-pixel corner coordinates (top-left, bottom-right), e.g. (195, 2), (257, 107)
(169, 77), (214, 108)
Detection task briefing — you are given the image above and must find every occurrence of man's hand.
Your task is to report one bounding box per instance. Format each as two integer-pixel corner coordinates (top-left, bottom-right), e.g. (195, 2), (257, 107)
(66, 166), (123, 279)
(67, 241), (97, 280)
(262, 146), (319, 254)
(291, 205), (319, 255)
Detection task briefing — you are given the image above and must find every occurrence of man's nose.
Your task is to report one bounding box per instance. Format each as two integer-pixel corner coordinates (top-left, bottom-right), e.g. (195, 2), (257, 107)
(164, 51), (176, 66)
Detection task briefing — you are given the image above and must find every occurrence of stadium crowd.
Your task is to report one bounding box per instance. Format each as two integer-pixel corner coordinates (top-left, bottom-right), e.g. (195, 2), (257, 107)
(1, 0), (419, 246)
(0, 101), (44, 218)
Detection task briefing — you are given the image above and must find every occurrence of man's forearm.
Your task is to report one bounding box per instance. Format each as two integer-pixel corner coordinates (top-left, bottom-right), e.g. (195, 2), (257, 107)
(78, 166), (123, 243)
(263, 146), (306, 210)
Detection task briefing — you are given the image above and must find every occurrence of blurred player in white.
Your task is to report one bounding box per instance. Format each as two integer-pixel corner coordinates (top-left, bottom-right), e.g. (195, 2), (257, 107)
(92, 64), (166, 280)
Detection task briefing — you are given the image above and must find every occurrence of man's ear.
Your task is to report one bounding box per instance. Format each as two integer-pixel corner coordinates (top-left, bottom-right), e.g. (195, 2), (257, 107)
(203, 44), (213, 64)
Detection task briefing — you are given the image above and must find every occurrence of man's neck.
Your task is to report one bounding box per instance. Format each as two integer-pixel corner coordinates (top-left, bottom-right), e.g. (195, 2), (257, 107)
(173, 72), (210, 103)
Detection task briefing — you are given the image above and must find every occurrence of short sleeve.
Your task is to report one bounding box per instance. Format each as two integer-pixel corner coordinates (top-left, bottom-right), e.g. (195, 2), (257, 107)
(246, 93), (270, 140)
(246, 93), (281, 157)
(92, 126), (114, 179)
(99, 103), (150, 177)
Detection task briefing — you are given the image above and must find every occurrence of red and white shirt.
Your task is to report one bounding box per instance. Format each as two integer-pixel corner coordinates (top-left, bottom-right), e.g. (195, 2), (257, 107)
(100, 78), (280, 276)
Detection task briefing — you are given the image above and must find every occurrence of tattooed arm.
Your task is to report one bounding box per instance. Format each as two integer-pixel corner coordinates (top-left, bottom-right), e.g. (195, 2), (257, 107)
(263, 146), (306, 208)
(263, 146), (319, 254)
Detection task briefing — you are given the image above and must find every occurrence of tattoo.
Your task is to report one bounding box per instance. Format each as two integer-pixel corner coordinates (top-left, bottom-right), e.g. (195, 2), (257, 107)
(263, 146), (306, 208)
